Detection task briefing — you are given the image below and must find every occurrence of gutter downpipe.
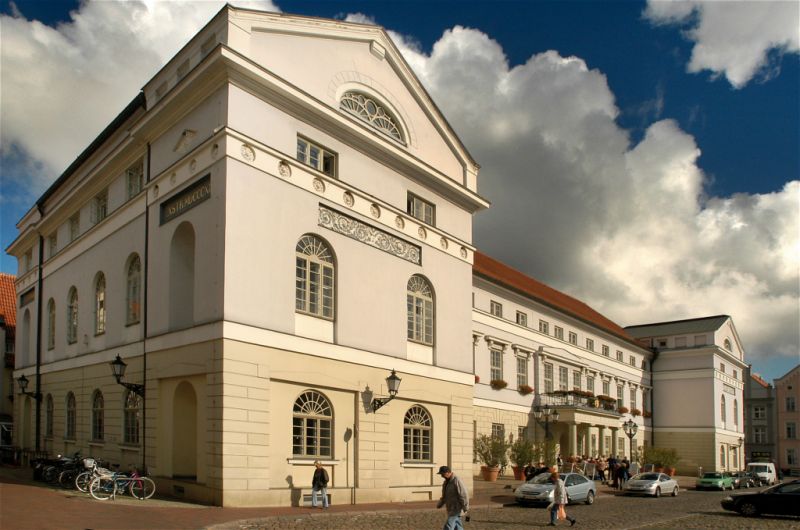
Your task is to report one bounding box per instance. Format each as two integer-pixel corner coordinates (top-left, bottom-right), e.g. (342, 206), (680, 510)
(34, 228), (44, 452)
(649, 345), (659, 449)
(142, 142), (151, 473)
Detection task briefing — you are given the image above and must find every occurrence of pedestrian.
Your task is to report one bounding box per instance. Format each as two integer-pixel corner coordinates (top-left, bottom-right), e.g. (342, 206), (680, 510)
(311, 460), (329, 509)
(524, 461), (537, 481)
(436, 465), (470, 530)
(548, 471), (576, 526)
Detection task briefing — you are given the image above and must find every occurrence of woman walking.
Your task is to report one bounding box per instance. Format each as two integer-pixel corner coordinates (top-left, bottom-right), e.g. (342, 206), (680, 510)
(548, 471), (576, 527)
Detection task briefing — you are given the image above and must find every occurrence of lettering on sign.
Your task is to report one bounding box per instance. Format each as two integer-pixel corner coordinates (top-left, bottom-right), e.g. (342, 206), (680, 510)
(160, 174), (211, 225)
(20, 288), (35, 307)
(723, 384), (735, 395)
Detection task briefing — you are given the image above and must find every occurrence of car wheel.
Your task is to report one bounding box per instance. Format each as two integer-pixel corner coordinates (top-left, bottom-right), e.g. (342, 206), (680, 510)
(585, 491), (594, 505)
(672, 486), (678, 497)
(739, 502), (759, 517)
(654, 487), (661, 498)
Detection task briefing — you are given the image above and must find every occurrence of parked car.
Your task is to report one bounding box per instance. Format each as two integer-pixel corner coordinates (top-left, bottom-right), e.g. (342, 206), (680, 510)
(746, 462), (777, 486)
(730, 471), (758, 489)
(696, 472), (735, 490)
(721, 479), (800, 517)
(515, 472), (596, 505)
(623, 472), (679, 497)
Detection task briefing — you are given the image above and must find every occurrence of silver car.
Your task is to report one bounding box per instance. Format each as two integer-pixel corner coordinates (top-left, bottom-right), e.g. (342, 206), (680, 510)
(514, 472), (596, 505)
(624, 472), (679, 497)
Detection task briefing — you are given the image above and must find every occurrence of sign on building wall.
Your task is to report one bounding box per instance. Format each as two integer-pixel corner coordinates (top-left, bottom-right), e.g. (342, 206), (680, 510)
(160, 174), (211, 225)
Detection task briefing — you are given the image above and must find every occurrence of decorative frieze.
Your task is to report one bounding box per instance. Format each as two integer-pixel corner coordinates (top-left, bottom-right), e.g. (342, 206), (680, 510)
(318, 205), (421, 265)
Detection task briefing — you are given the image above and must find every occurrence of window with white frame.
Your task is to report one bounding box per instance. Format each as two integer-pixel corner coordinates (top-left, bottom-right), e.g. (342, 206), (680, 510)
(754, 426), (767, 443)
(753, 406), (766, 419)
(407, 275), (434, 345)
(92, 189), (108, 225)
(787, 397), (796, 412)
(630, 388), (637, 409)
(694, 334), (707, 346)
(517, 356), (528, 388)
(720, 363), (725, 373)
(490, 301), (503, 318)
(292, 390), (333, 457)
(539, 320), (549, 334)
(544, 363), (554, 393)
(602, 345), (609, 357)
(734, 400), (739, 426)
(603, 380), (610, 396)
(586, 338), (594, 351)
(47, 299), (55, 350)
(340, 91), (404, 142)
(407, 193), (435, 226)
(295, 235), (335, 319)
(65, 392), (76, 440)
(629, 355), (636, 366)
(490, 349), (503, 381)
(568, 332), (577, 345)
(126, 255), (141, 324)
(23, 248), (33, 272)
(616, 386), (624, 408)
(296, 137), (336, 177)
(126, 159), (144, 199)
(67, 286), (78, 344)
(787, 422), (797, 439)
(558, 366), (568, 390)
(491, 423), (505, 440)
(45, 394), (53, 438)
(586, 376), (595, 394)
(616, 350), (623, 361)
(94, 273), (106, 335)
(675, 336), (687, 347)
(554, 326), (563, 340)
(404, 406), (432, 462)
(572, 371), (581, 390)
(69, 213), (80, 242)
(91, 390), (104, 441)
(124, 391), (141, 445)
(48, 233), (57, 257)
(516, 311), (527, 327)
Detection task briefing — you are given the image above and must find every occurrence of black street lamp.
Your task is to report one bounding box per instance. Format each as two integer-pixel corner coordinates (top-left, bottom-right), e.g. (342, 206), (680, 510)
(16, 374), (42, 401)
(371, 369), (402, 412)
(109, 355), (145, 397)
(622, 418), (638, 460)
(533, 405), (559, 463)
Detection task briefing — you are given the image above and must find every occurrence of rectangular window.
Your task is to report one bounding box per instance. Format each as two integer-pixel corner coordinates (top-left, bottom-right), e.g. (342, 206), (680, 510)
(490, 301), (503, 318)
(629, 355), (636, 366)
(694, 334), (707, 346)
(23, 249), (33, 272)
(48, 233), (58, 257)
(787, 397), (796, 412)
(657, 339), (668, 348)
(616, 350), (624, 361)
(558, 366), (568, 390)
(568, 332), (577, 345)
(616, 385), (624, 408)
(539, 320), (549, 334)
(126, 159), (144, 199)
(753, 406), (766, 420)
(787, 422), (797, 439)
(92, 189), (108, 224)
(490, 349), (503, 381)
(675, 336), (687, 347)
(720, 363), (725, 373)
(491, 423), (505, 440)
(544, 363), (554, 393)
(518, 425), (526, 441)
(733, 369), (737, 380)
(630, 388), (637, 409)
(754, 426), (767, 444)
(602, 345), (609, 357)
(788, 449), (797, 466)
(516, 311), (527, 327)
(517, 356), (528, 388)
(554, 326), (563, 340)
(69, 213), (80, 242)
(603, 380), (610, 396)
(297, 137), (336, 177)
(572, 371), (581, 390)
(586, 338), (594, 351)
(586, 376), (595, 394)
(407, 192), (435, 225)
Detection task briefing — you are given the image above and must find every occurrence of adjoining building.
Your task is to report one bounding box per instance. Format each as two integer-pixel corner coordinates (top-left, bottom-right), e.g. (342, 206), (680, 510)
(743, 366), (777, 465)
(775, 365), (800, 476)
(0, 273), (16, 448)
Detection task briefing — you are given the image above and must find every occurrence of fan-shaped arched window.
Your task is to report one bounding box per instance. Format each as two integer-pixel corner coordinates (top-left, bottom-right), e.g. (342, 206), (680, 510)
(126, 255), (141, 324)
(92, 390), (104, 441)
(65, 392), (76, 439)
(292, 390), (333, 457)
(407, 275), (434, 345)
(45, 394), (54, 438)
(124, 390), (141, 444)
(340, 91), (403, 142)
(66, 287), (78, 344)
(404, 405), (432, 462)
(94, 273), (106, 335)
(47, 299), (55, 350)
(295, 235), (334, 319)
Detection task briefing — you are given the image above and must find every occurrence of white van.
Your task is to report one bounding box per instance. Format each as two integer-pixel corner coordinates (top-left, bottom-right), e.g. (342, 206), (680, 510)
(745, 462), (777, 485)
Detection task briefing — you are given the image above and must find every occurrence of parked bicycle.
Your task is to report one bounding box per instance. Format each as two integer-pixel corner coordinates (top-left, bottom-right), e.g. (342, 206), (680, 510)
(73, 458), (113, 492)
(89, 468), (155, 501)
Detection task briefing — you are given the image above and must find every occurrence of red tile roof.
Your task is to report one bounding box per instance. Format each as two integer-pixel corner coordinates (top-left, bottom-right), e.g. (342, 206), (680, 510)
(751, 373), (771, 388)
(0, 273), (16, 330)
(473, 252), (642, 348)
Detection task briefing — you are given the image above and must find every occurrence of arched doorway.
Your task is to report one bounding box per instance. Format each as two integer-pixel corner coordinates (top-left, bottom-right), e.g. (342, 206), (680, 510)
(172, 381), (197, 480)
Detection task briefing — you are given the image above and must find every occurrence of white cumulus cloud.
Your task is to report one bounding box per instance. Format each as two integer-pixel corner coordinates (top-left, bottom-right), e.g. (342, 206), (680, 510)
(644, 0), (800, 88)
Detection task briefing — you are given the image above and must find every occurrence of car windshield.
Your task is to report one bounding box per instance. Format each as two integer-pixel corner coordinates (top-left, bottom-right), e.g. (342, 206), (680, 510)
(748, 465), (767, 473)
(530, 474), (555, 484)
(702, 473), (723, 479)
(633, 473), (660, 481)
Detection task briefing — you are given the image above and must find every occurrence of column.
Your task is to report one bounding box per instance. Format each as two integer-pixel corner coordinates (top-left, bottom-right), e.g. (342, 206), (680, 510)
(583, 425), (591, 457)
(598, 425), (606, 456)
(569, 422), (578, 458)
(610, 427), (618, 457)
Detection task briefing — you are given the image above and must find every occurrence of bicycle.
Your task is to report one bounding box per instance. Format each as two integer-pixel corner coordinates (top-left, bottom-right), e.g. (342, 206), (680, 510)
(89, 469), (156, 500)
(74, 458), (113, 493)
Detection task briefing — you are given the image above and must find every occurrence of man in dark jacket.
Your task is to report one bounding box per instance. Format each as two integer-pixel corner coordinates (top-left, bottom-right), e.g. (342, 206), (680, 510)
(436, 465), (469, 530)
(311, 460), (329, 508)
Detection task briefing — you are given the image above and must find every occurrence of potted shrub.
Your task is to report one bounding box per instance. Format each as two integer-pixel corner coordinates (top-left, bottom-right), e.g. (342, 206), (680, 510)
(489, 379), (508, 390)
(659, 448), (679, 476)
(630, 408), (642, 417)
(509, 437), (535, 480)
(617, 406), (629, 414)
(518, 384), (533, 396)
(475, 434), (509, 481)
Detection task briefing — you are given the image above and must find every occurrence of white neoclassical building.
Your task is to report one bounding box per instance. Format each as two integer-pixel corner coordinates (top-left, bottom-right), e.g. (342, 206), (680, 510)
(7, 6), (747, 507)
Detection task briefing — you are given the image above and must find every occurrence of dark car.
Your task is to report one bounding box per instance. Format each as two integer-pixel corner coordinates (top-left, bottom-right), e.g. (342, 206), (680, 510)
(721, 479), (800, 517)
(730, 471), (758, 489)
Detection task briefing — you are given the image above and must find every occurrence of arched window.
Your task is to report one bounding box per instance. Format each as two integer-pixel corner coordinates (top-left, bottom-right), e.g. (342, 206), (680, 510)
(65, 392), (76, 439)
(126, 255), (141, 324)
(94, 273), (106, 335)
(67, 287), (78, 344)
(45, 394), (54, 438)
(295, 235), (334, 319)
(124, 391), (141, 444)
(724, 338), (732, 350)
(720, 395), (726, 423)
(407, 275), (434, 345)
(404, 405), (432, 462)
(47, 299), (55, 350)
(292, 390), (332, 457)
(21, 309), (31, 365)
(720, 445), (726, 468)
(91, 390), (104, 441)
(339, 91), (404, 142)
(734, 399), (739, 427)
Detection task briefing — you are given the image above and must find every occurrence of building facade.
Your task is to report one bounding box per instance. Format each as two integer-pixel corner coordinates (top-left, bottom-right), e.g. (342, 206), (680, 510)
(0, 273), (16, 447)
(775, 365), (800, 475)
(626, 316), (747, 474)
(743, 366), (777, 465)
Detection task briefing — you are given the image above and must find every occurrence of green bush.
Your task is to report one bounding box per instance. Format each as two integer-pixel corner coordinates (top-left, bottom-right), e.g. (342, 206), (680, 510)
(475, 434), (510, 468)
(509, 437), (535, 467)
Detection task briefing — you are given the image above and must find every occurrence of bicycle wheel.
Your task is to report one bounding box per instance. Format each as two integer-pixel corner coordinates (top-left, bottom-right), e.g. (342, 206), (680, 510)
(58, 470), (75, 489)
(75, 471), (92, 493)
(89, 476), (117, 500)
(128, 477), (156, 499)
(43, 466), (58, 483)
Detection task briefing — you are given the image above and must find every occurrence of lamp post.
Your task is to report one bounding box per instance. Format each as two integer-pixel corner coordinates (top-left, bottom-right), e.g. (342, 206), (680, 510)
(622, 418), (638, 460)
(109, 355), (145, 397)
(371, 369), (401, 412)
(737, 436), (744, 471)
(16, 374), (42, 401)
(533, 405), (559, 464)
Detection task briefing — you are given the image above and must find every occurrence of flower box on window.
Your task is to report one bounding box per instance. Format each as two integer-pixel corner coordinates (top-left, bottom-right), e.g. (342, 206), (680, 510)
(518, 384), (533, 395)
(618, 406), (629, 414)
(643, 410), (652, 418)
(596, 394), (616, 403)
(630, 408), (642, 417)
(475, 375), (480, 384)
(489, 379), (508, 390)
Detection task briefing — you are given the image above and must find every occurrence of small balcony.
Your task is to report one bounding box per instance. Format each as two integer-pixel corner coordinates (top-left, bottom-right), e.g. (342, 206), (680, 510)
(539, 391), (622, 416)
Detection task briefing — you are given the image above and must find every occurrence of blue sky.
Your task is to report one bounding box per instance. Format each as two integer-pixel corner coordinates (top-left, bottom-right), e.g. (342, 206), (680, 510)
(1, 0), (798, 382)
